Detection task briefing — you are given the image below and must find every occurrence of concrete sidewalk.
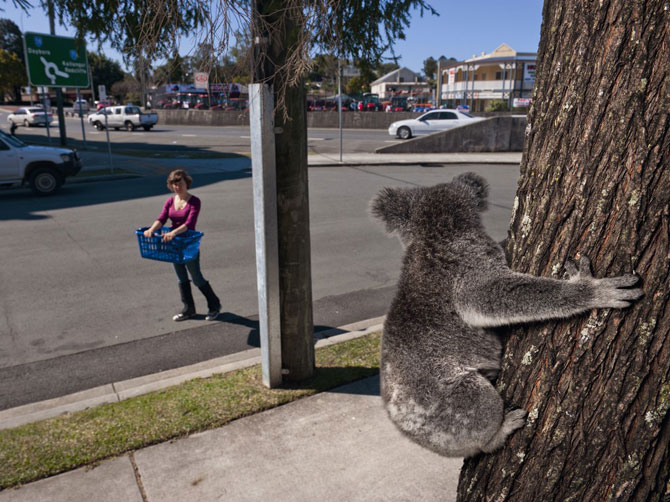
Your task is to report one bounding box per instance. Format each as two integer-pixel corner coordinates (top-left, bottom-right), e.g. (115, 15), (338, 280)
(0, 376), (462, 502)
(0, 319), (464, 501)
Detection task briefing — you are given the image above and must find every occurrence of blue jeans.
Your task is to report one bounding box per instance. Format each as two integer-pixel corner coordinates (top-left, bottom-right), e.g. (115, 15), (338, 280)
(173, 252), (207, 287)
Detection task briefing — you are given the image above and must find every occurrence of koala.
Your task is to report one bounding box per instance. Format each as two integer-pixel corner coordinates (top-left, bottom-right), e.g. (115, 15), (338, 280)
(371, 172), (643, 458)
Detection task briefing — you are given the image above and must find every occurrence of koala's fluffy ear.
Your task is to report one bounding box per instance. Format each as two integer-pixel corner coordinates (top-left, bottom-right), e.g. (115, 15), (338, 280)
(453, 172), (489, 211)
(370, 186), (414, 236)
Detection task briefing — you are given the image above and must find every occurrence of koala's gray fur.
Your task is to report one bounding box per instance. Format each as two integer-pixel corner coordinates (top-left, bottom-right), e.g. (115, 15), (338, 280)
(371, 173), (643, 458)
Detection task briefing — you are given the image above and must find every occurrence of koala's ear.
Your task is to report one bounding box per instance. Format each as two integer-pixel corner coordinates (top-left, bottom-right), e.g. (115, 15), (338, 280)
(370, 186), (414, 234)
(453, 172), (489, 211)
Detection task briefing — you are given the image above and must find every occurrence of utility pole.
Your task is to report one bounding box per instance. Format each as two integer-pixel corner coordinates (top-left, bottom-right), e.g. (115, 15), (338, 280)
(251, 0), (315, 385)
(46, 0), (67, 146)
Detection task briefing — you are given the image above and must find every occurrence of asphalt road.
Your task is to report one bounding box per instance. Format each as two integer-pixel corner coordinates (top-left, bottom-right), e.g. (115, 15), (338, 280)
(0, 161), (520, 409)
(0, 113), (397, 155)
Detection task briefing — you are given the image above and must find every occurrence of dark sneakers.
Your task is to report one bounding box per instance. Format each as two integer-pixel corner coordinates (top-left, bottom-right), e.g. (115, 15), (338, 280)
(198, 281), (221, 321)
(205, 307), (220, 322)
(174, 281), (196, 321)
(174, 281), (221, 321)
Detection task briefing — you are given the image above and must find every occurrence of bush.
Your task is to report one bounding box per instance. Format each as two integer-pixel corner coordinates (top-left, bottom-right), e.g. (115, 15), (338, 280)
(486, 99), (509, 112)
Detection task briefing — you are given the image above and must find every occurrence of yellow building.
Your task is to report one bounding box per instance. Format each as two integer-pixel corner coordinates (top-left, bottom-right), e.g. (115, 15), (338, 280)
(438, 43), (536, 112)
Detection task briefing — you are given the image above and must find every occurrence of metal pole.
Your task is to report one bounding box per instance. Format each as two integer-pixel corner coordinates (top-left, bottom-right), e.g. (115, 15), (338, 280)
(500, 63), (507, 105)
(436, 60), (442, 108)
(249, 83), (282, 388)
(103, 109), (113, 173)
(77, 87), (86, 147)
(469, 65), (475, 111)
(338, 57), (343, 163)
(42, 88), (52, 144)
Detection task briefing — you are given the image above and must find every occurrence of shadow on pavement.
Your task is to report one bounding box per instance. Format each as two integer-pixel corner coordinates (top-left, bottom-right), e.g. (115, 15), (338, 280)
(0, 170), (251, 221)
(12, 130), (244, 157)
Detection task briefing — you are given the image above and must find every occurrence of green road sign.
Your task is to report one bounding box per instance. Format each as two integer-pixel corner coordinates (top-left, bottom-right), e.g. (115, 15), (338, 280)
(23, 32), (89, 88)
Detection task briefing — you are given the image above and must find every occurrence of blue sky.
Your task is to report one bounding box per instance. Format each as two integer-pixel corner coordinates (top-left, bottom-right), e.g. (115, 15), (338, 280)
(2, 0), (544, 74)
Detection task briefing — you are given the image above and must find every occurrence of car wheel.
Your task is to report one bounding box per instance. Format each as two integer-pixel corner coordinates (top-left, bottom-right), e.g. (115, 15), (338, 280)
(142, 125), (151, 131)
(125, 121), (135, 131)
(398, 126), (412, 140)
(94, 121), (104, 131)
(29, 167), (62, 196)
(24, 119), (30, 128)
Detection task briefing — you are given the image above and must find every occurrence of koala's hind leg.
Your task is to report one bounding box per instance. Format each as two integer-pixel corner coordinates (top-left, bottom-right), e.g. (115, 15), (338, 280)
(480, 408), (527, 453)
(432, 371), (519, 457)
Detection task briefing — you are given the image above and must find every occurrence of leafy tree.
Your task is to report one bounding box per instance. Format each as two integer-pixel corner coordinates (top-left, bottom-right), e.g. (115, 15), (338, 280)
(0, 18), (26, 101)
(345, 75), (366, 95)
(376, 61), (399, 78)
(0, 18), (24, 62)
(110, 73), (139, 103)
(88, 52), (124, 94)
(422, 56), (436, 80)
(0, 48), (26, 101)
(47, 0), (208, 63)
(485, 99), (508, 112)
(153, 54), (191, 85)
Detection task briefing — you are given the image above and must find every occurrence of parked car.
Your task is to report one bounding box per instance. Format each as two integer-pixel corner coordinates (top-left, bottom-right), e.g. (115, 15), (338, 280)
(7, 107), (54, 127)
(94, 99), (112, 111)
(0, 129), (82, 195)
(88, 105), (158, 131)
(72, 99), (90, 115)
(388, 109), (484, 139)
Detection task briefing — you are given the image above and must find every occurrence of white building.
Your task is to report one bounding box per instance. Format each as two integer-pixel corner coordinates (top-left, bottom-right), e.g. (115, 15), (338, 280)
(370, 67), (432, 102)
(438, 44), (536, 112)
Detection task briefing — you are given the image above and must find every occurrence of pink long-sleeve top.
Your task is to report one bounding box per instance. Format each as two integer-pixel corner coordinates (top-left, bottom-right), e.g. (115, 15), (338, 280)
(157, 195), (201, 230)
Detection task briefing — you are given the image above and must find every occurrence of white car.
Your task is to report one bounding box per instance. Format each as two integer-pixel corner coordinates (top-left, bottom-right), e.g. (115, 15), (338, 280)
(88, 105), (158, 131)
(7, 107), (54, 127)
(0, 129), (82, 195)
(389, 110), (483, 139)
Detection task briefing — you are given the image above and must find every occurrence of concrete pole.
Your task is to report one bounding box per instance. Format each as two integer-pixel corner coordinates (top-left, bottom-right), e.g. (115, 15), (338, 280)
(338, 57), (343, 163)
(249, 83), (282, 388)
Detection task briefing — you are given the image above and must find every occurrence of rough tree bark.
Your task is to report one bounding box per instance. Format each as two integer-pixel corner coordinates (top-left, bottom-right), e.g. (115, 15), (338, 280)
(252, 0), (315, 382)
(457, 1), (669, 501)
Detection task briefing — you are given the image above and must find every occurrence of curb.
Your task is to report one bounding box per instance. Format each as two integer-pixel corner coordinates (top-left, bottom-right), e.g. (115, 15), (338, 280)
(0, 316), (385, 430)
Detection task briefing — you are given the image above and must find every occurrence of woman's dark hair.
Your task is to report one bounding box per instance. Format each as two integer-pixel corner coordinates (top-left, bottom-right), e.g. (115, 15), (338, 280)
(167, 169), (193, 190)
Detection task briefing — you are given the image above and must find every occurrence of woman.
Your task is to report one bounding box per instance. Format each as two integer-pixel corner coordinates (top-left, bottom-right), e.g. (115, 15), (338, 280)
(144, 169), (221, 321)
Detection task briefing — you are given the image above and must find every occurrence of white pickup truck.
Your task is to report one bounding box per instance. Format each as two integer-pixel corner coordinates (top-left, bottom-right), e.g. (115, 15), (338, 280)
(88, 105), (158, 131)
(0, 130), (82, 195)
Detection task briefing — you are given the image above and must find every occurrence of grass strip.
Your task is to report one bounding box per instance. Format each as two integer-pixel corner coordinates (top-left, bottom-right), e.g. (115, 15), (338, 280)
(0, 332), (381, 490)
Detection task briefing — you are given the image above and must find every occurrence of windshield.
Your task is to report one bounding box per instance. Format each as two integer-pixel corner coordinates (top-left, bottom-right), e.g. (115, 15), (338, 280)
(28, 108), (46, 114)
(0, 130), (27, 147)
(460, 112), (474, 118)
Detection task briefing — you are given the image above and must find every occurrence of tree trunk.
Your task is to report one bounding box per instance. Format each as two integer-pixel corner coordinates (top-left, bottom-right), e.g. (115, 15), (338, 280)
(458, 1), (669, 501)
(253, 0), (315, 382)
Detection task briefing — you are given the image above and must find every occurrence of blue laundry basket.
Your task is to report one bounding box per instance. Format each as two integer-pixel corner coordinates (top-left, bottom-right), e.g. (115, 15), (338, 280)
(135, 227), (203, 264)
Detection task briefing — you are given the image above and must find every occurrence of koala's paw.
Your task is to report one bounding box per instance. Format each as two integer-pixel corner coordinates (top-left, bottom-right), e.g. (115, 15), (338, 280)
(565, 256), (643, 309)
(501, 408), (527, 434)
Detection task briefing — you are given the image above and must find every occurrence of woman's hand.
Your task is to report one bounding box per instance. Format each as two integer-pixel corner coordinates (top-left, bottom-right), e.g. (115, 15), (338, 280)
(162, 231), (176, 242)
(143, 229), (154, 238)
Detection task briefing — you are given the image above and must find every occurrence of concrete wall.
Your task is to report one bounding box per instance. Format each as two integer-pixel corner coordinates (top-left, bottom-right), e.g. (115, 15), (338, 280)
(375, 115), (527, 153)
(155, 109), (448, 130)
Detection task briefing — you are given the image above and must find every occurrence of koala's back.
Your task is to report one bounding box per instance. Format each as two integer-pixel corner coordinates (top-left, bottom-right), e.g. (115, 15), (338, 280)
(380, 243), (506, 457)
